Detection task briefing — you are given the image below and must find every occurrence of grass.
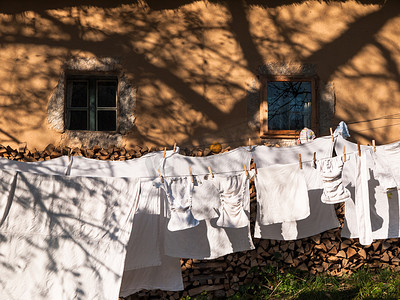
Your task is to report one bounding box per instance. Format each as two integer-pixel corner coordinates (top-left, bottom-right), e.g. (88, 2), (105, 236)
(184, 267), (400, 300)
(230, 267), (400, 299)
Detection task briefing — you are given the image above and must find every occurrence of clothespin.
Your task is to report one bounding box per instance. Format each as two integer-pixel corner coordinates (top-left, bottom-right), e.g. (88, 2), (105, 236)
(313, 152), (316, 168)
(298, 154), (302, 169)
(173, 143), (176, 152)
(163, 147), (167, 158)
(330, 127), (334, 141)
(372, 140), (376, 152)
(343, 145), (346, 162)
(189, 166), (194, 183)
(357, 142), (361, 157)
(243, 164), (249, 177)
(248, 138), (251, 151)
(208, 166), (214, 178)
(157, 169), (164, 183)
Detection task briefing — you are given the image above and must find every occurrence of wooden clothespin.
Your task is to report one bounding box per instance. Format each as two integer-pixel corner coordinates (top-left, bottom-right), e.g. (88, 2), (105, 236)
(163, 147), (167, 158)
(173, 143), (177, 152)
(330, 127), (334, 141)
(372, 140), (376, 152)
(157, 169), (164, 183)
(248, 138), (251, 151)
(313, 152), (316, 168)
(343, 145), (346, 162)
(357, 142), (361, 157)
(298, 153), (302, 169)
(189, 166), (194, 183)
(243, 164), (249, 177)
(208, 166), (214, 178)
(68, 149), (72, 162)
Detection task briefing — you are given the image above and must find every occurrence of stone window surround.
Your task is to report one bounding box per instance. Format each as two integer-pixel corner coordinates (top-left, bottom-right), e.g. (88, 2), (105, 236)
(47, 56), (136, 148)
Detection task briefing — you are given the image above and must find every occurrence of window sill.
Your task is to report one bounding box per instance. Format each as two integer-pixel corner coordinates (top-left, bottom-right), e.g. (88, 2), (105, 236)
(260, 130), (301, 139)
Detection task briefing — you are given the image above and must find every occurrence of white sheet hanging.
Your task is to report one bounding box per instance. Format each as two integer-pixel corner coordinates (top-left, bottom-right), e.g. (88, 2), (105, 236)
(335, 135), (400, 241)
(0, 171), (140, 300)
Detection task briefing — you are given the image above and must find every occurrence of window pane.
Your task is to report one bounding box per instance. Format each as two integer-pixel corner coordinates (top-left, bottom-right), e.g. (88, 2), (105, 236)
(68, 110), (88, 130)
(97, 81), (117, 107)
(268, 81), (312, 130)
(97, 110), (116, 131)
(69, 81), (88, 107)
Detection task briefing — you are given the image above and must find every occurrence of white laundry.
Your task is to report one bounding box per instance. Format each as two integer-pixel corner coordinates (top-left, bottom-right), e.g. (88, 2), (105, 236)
(0, 152), (184, 294)
(335, 136), (400, 241)
(162, 148), (254, 259)
(0, 156), (70, 175)
(67, 152), (184, 293)
(252, 137), (340, 240)
(0, 171), (140, 300)
(320, 156), (352, 204)
(0, 169), (18, 226)
(255, 164), (310, 225)
(162, 176), (199, 231)
(119, 255), (183, 297)
(211, 173), (250, 228)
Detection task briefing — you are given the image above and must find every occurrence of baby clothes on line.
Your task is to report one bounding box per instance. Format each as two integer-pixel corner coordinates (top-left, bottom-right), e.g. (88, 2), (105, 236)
(162, 148), (254, 259)
(211, 173), (250, 228)
(251, 137), (340, 240)
(0, 171), (140, 300)
(255, 164), (310, 240)
(320, 156), (352, 204)
(334, 136), (400, 241)
(162, 176), (199, 231)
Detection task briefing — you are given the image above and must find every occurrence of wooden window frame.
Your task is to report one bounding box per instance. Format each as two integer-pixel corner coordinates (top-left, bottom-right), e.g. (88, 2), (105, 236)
(65, 74), (119, 132)
(259, 75), (318, 138)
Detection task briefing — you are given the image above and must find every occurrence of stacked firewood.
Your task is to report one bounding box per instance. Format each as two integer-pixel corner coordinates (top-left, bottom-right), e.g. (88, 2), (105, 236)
(1, 143), (399, 299)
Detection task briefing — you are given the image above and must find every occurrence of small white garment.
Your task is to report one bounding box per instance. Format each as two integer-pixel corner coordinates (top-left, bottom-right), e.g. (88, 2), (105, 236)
(333, 121), (350, 139)
(320, 156), (351, 204)
(162, 176), (199, 231)
(0, 171), (140, 300)
(255, 164), (310, 225)
(212, 172), (249, 228)
(162, 148), (254, 259)
(252, 137), (340, 240)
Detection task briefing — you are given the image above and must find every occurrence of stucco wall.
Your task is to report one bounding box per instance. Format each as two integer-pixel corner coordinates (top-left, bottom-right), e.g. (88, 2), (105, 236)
(0, 0), (399, 149)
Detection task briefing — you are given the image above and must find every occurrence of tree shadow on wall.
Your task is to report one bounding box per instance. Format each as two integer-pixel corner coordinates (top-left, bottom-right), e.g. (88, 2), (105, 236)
(0, 0), (399, 146)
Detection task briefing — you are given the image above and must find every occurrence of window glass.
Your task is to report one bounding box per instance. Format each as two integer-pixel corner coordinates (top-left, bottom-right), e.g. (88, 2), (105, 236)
(97, 81), (117, 108)
(97, 111), (116, 131)
(267, 81), (312, 130)
(69, 81), (88, 108)
(68, 110), (88, 130)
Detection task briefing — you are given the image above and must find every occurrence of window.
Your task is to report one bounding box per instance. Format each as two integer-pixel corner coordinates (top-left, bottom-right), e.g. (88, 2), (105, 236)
(259, 76), (318, 138)
(65, 75), (118, 131)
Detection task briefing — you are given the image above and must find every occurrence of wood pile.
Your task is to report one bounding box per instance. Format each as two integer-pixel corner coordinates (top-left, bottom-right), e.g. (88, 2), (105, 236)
(1, 143), (399, 299)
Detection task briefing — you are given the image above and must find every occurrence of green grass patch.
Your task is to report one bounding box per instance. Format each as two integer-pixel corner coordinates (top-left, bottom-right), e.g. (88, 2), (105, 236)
(184, 267), (400, 300)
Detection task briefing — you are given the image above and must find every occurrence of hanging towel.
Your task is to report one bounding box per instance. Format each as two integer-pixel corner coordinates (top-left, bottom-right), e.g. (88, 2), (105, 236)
(0, 172), (140, 300)
(255, 164), (310, 225)
(252, 137), (340, 240)
(211, 172), (250, 228)
(320, 156), (352, 204)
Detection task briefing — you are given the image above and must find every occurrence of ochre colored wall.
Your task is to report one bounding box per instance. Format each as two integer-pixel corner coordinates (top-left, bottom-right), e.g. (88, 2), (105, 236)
(0, 0), (399, 149)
